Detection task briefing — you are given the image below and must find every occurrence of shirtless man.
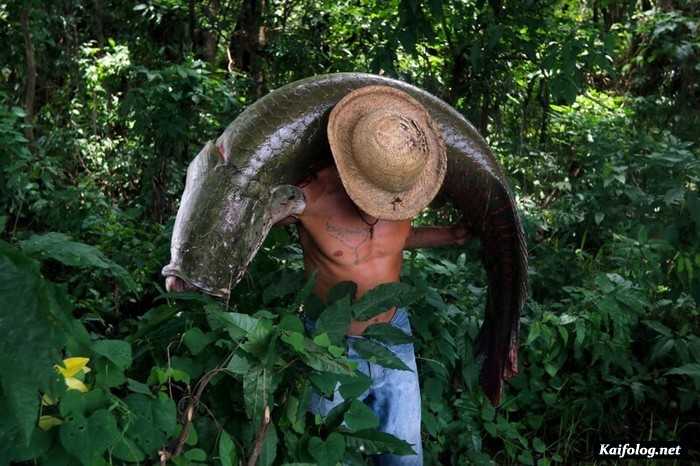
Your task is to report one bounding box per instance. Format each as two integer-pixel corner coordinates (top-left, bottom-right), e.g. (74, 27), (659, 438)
(167, 86), (468, 465)
(281, 164), (468, 334)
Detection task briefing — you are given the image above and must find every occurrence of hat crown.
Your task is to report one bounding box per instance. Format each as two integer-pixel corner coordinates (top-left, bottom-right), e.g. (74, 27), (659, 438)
(351, 110), (428, 193)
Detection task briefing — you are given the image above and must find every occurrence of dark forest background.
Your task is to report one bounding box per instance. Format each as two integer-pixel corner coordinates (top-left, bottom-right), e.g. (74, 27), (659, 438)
(0, 0), (699, 465)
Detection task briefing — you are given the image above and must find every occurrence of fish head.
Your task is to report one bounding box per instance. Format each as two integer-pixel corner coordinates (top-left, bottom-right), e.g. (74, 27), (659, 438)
(161, 142), (305, 297)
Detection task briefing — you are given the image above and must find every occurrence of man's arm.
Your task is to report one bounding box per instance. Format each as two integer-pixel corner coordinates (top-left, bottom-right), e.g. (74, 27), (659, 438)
(404, 224), (471, 249)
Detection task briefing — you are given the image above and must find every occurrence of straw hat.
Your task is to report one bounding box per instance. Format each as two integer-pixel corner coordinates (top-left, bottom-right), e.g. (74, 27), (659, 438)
(327, 85), (447, 220)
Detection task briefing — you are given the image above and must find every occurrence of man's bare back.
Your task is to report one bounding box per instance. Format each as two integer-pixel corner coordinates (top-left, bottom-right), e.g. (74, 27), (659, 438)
(284, 165), (469, 335)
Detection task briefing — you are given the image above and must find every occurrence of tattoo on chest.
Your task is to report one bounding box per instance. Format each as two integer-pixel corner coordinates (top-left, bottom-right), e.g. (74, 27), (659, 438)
(325, 220), (370, 265)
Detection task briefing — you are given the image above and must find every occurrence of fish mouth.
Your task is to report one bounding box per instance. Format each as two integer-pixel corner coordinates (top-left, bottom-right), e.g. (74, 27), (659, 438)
(161, 264), (231, 298)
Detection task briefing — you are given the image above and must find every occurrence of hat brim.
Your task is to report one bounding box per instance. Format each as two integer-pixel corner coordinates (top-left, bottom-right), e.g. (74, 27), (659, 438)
(328, 86), (447, 221)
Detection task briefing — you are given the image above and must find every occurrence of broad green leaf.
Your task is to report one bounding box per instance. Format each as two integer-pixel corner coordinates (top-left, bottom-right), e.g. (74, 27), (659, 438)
(309, 433), (345, 466)
(226, 353), (251, 375)
(59, 409), (119, 465)
(19, 233), (136, 290)
(258, 423), (278, 466)
(293, 271), (318, 309)
(183, 327), (215, 355)
(184, 448), (207, 461)
(263, 270), (304, 304)
(243, 367), (277, 426)
(0, 241), (76, 445)
(281, 331), (306, 354)
(314, 333), (332, 348)
(338, 372), (372, 399)
(665, 363), (700, 378)
(285, 396), (305, 434)
(363, 323), (413, 344)
(642, 320), (673, 337)
(351, 283), (420, 320)
(315, 296), (352, 346)
(59, 388), (109, 417)
(533, 437), (546, 453)
(207, 308), (260, 339)
(310, 372), (340, 397)
(327, 281), (357, 304)
(92, 339), (132, 369)
(344, 400), (379, 432)
(94, 358), (126, 388)
(111, 436), (145, 462)
(218, 430), (237, 466)
(352, 340), (412, 371)
(279, 314), (305, 334)
(324, 399), (353, 431)
(122, 394), (177, 455)
(342, 429), (415, 455)
(126, 378), (153, 397)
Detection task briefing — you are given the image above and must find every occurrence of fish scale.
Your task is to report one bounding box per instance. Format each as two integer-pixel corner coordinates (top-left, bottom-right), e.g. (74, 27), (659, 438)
(163, 72), (527, 406)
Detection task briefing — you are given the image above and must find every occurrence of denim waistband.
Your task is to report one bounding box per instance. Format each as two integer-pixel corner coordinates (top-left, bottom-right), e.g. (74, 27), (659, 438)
(303, 307), (410, 338)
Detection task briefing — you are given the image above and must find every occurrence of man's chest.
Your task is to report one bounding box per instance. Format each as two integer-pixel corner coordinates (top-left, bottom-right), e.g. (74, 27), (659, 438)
(298, 194), (411, 264)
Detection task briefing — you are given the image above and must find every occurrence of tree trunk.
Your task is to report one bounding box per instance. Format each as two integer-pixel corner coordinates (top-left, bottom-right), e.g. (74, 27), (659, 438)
(20, 5), (37, 145)
(93, 0), (105, 46)
(228, 0), (267, 97)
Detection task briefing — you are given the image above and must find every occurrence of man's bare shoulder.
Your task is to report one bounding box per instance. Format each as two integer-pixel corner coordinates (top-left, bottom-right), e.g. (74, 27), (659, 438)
(298, 166), (341, 213)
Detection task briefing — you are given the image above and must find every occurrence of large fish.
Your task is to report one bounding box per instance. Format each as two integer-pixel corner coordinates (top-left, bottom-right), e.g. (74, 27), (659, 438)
(161, 72), (527, 405)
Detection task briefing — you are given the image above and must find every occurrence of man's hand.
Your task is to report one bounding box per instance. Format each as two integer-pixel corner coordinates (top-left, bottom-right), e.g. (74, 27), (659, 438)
(165, 276), (191, 292)
(452, 225), (470, 245)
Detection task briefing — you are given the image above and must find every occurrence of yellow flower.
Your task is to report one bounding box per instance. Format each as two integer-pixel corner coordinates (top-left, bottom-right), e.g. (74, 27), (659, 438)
(38, 415), (63, 431)
(54, 357), (91, 392)
(55, 357), (90, 378)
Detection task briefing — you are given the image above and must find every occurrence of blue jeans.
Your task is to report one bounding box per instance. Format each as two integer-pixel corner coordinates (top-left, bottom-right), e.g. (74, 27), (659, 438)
(306, 308), (423, 466)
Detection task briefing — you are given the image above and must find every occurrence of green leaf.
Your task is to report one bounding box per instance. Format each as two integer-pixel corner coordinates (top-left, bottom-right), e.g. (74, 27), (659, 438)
(123, 394), (177, 455)
(351, 283), (420, 320)
(342, 429), (415, 455)
(94, 358), (126, 388)
(93, 339), (132, 369)
(327, 281), (357, 304)
(226, 353), (251, 375)
(310, 372), (341, 397)
(309, 433), (345, 466)
(111, 436), (145, 462)
(19, 233), (136, 290)
(59, 409), (119, 465)
(314, 296), (352, 346)
(293, 271), (318, 309)
(337, 372), (372, 399)
(642, 320), (673, 337)
(259, 423), (278, 466)
(183, 327), (215, 355)
(344, 400), (379, 432)
(665, 363), (700, 378)
(533, 437), (546, 453)
(352, 340), (412, 371)
(59, 389), (109, 417)
(314, 333), (332, 348)
(185, 448), (207, 461)
(126, 378), (153, 397)
(263, 270), (304, 304)
(243, 367), (276, 426)
(281, 331), (306, 354)
(279, 314), (305, 334)
(207, 307), (260, 338)
(218, 430), (237, 466)
(0, 241), (76, 445)
(363, 323), (413, 344)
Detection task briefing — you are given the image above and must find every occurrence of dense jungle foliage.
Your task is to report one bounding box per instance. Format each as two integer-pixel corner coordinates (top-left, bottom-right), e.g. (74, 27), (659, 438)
(1, 0), (699, 464)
